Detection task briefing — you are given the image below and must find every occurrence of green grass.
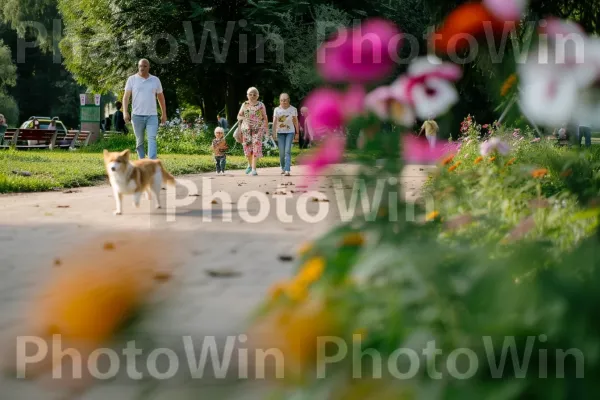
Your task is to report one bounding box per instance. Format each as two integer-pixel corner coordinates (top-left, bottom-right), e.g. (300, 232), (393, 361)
(0, 150), (286, 193)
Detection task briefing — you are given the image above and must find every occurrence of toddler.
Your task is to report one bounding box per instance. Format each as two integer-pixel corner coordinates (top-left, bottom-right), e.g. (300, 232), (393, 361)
(212, 127), (228, 175)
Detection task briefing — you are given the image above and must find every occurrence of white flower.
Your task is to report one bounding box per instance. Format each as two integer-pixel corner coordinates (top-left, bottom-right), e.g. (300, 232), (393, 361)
(480, 137), (510, 156)
(519, 18), (600, 128)
(390, 56), (462, 120)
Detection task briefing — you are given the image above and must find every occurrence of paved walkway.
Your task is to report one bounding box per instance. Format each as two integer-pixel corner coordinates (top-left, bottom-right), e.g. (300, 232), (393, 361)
(0, 163), (430, 400)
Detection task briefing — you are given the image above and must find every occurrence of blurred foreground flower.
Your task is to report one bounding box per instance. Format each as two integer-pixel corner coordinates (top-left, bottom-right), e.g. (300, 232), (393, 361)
(480, 137), (510, 156)
(4, 232), (181, 395)
(299, 135), (346, 182)
(392, 56), (462, 119)
(364, 85), (415, 126)
(432, 0), (526, 54)
(247, 298), (341, 382)
(519, 18), (600, 128)
(316, 18), (402, 83)
(303, 87), (365, 139)
(402, 134), (460, 164)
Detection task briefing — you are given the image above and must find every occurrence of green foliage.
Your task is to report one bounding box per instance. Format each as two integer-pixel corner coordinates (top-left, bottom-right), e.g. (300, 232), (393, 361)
(0, 91), (18, 125)
(180, 107), (202, 123)
(0, 39), (16, 90)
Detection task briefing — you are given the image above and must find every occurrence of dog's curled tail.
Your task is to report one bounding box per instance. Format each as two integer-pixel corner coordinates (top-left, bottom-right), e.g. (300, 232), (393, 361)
(158, 161), (176, 186)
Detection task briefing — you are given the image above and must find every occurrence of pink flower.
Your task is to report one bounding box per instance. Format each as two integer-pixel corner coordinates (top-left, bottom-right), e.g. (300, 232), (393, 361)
(480, 137), (510, 156)
(483, 0), (528, 22)
(303, 85), (367, 138)
(391, 56), (462, 119)
(316, 18), (402, 83)
(402, 135), (460, 164)
(303, 88), (345, 138)
(364, 85), (415, 126)
(342, 84), (367, 118)
(482, 124), (489, 129)
(299, 135), (346, 184)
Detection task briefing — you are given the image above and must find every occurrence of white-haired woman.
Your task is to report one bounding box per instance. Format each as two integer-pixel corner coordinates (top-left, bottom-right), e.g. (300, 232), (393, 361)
(237, 87), (268, 175)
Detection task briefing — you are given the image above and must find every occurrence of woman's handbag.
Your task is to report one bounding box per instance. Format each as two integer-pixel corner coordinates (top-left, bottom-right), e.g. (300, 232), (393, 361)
(233, 127), (242, 143)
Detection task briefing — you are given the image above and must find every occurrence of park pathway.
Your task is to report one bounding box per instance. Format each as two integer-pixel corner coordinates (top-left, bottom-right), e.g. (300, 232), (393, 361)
(0, 163), (431, 400)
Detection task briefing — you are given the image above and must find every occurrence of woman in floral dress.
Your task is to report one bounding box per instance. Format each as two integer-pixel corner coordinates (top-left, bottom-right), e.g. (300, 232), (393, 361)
(237, 87), (269, 175)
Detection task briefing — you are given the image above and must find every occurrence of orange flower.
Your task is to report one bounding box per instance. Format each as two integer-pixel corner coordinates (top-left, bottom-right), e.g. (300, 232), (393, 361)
(426, 211), (440, 221)
(432, 3), (514, 54)
(532, 168), (548, 178)
(505, 157), (516, 166)
(474, 156), (483, 164)
(489, 156), (496, 162)
(448, 161), (461, 171)
(441, 154), (455, 165)
(501, 74), (517, 97)
(27, 234), (176, 345)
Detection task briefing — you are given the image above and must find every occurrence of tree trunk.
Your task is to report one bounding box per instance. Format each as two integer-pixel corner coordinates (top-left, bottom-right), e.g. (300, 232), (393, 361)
(226, 73), (238, 127)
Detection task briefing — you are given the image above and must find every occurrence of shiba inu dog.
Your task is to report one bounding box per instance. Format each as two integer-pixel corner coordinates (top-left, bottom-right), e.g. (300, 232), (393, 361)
(103, 149), (176, 215)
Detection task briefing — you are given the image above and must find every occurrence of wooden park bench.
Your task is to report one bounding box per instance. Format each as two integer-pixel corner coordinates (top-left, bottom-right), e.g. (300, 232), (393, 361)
(0, 128), (17, 148)
(13, 129), (59, 149)
(0, 128), (92, 150)
(54, 130), (92, 149)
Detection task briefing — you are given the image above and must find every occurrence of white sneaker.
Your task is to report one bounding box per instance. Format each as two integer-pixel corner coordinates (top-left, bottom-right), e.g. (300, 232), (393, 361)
(285, 171), (291, 176)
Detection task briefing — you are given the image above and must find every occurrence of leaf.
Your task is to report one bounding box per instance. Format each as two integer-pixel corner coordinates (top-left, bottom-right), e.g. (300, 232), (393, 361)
(570, 208), (600, 221)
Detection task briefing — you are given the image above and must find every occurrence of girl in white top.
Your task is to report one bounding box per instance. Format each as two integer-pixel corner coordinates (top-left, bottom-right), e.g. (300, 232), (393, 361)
(273, 93), (299, 175)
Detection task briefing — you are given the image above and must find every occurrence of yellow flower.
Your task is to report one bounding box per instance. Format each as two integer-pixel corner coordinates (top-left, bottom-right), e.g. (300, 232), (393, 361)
(285, 280), (309, 302)
(341, 232), (365, 246)
(247, 299), (339, 380)
(268, 282), (287, 301)
(474, 156), (483, 164)
(531, 168), (548, 178)
(296, 257), (326, 284)
(426, 211), (440, 221)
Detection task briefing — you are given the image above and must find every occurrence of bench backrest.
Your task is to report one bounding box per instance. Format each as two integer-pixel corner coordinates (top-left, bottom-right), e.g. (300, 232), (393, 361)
(16, 129), (57, 142)
(2, 128), (17, 142)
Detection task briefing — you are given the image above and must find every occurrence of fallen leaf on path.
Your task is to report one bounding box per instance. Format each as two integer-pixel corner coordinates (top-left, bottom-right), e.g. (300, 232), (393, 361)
(206, 269), (242, 278)
(103, 242), (115, 250)
(189, 194), (200, 197)
(211, 200), (218, 204)
(57, 205), (70, 208)
(153, 272), (172, 283)
(53, 258), (62, 267)
(278, 255), (294, 262)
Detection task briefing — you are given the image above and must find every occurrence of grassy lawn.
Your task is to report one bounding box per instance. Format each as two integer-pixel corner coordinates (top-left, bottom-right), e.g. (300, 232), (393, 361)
(0, 150), (286, 193)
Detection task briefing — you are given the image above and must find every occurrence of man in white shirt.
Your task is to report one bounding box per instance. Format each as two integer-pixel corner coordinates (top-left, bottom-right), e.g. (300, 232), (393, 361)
(122, 59), (167, 159)
(273, 93), (299, 176)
